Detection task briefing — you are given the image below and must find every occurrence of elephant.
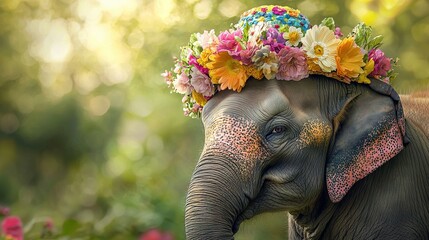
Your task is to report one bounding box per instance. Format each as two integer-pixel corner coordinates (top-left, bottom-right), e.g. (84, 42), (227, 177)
(184, 76), (429, 239)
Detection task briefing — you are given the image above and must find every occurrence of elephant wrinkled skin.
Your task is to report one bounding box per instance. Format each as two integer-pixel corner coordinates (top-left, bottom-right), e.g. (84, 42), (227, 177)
(185, 76), (429, 240)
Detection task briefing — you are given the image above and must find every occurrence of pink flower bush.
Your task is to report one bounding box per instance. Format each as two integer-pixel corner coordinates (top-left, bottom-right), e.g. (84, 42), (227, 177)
(368, 49), (391, 77)
(1, 216), (23, 240)
(139, 229), (173, 240)
(190, 67), (214, 97)
(217, 29), (243, 58)
(276, 46), (309, 81)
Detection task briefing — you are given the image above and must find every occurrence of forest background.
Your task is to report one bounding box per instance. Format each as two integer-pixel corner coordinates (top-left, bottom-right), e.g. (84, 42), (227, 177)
(0, 0), (428, 239)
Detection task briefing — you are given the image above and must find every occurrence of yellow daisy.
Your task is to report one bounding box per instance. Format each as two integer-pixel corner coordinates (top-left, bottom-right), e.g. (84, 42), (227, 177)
(197, 48), (214, 69)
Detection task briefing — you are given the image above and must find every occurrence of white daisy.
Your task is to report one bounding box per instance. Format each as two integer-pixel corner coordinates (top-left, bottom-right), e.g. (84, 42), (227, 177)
(283, 26), (303, 47)
(301, 25), (340, 72)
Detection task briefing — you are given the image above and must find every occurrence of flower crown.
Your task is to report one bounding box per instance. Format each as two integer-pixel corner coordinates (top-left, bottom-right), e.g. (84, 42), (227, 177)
(162, 5), (398, 118)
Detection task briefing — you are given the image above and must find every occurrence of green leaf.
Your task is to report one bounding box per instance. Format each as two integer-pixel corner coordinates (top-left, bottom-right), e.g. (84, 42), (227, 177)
(368, 35), (384, 49)
(242, 23), (250, 42)
(234, 35), (246, 50)
(351, 23), (373, 49)
(320, 17), (335, 30)
(278, 25), (289, 33)
(62, 219), (81, 235)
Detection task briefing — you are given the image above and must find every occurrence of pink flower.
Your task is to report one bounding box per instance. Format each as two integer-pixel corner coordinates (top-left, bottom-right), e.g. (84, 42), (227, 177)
(0, 207), (10, 216)
(217, 29), (243, 58)
(1, 216), (23, 240)
(173, 72), (191, 94)
(196, 30), (217, 49)
(262, 28), (286, 53)
(43, 218), (53, 231)
(139, 229), (173, 240)
(161, 70), (173, 85)
(190, 67), (214, 97)
(368, 49), (391, 77)
(238, 43), (259, 65)
(334, 27), (343, 38)
(276, 46), (309, 81)
(272, 6), (286, 15)
(192, 103), (202, 113)
(188, 55), (208, 75)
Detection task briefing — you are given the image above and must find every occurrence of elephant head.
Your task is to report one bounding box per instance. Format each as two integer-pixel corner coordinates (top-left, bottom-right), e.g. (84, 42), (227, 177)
(185, 76), (406, 239)
(161, 5), (411, 239)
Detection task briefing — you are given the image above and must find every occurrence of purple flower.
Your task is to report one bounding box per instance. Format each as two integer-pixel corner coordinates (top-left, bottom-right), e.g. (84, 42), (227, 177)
(334, 27), (343, 38)
(368, 49), (391, 77)
(188, 55), (209, 75)
(190, 67), (214, 97)
(276, 46), (309, 81)
(262, 28), (286, 53)
(217, 29), (243, 58)
(272, 6), (286, 15)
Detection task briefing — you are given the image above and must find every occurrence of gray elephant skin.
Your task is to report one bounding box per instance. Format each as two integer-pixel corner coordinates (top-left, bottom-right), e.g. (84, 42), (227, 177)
(184, 76), (429, 240)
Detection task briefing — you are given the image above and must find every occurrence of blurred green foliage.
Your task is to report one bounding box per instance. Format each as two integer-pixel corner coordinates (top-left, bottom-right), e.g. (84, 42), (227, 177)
(0, 0), (427, 239)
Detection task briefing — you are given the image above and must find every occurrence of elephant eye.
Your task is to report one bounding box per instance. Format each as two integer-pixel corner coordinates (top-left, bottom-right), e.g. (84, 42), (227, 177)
(271, 125), (287, 134)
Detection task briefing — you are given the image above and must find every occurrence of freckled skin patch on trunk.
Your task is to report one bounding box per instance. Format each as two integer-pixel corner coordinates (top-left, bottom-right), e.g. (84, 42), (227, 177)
(203, 115), (269, 180)
(298, 119), (332, 148)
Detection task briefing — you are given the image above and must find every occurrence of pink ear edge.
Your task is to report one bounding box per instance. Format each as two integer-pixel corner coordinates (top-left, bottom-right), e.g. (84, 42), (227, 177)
(327, 121), (405, 203)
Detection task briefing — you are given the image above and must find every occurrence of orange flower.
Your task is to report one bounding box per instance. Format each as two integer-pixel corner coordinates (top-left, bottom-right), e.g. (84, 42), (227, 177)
(335, 37), (365, 78)
(307, 57), (322, 72)
(288, 9), (300, 17)
(206, 51), (248, 92)
(245, 65), (264, 80)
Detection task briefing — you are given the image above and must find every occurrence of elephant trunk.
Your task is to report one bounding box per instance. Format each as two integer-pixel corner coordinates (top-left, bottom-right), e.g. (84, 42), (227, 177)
(185, 155), (245, 240)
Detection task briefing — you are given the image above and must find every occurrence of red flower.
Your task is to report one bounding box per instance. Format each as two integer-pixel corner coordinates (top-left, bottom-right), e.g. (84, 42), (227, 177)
(139, 229), (173, 240)
(1, 216), (23, 240)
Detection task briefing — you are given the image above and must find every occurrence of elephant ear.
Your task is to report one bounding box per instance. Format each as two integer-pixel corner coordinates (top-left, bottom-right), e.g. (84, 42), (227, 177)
(326, 80), (407, 203)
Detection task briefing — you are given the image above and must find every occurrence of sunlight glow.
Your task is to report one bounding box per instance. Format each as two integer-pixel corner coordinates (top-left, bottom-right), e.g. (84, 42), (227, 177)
(26, 19), (73, 63)
(194, 0), (213, 19)
(349, 0), (411, 26)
